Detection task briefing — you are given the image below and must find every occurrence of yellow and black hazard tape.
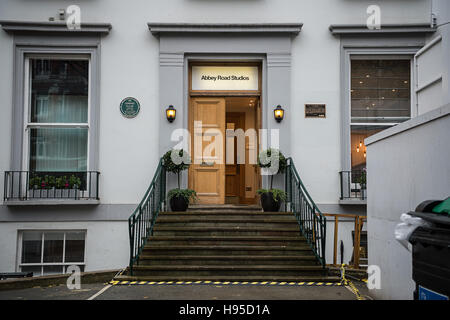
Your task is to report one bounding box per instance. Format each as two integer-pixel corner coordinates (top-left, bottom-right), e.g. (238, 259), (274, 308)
(109, 280), (343, 287)
(340, 264), (364, 300)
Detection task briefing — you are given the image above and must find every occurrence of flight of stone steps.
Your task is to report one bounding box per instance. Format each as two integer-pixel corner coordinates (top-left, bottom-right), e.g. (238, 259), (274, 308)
(118, 205), (339, 283)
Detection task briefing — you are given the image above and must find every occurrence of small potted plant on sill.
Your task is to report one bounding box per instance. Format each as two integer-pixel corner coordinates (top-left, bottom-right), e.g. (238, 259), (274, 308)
(162, 149), (197, 211)
(256, 148), (287, 212)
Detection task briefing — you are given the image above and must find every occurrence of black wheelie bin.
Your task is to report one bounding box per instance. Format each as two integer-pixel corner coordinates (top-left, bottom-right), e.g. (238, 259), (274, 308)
(408, 198), (450, 300)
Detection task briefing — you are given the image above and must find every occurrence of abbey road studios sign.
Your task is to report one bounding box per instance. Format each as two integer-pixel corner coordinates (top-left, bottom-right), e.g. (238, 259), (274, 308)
(192, 66), (259, 91)
(120, 97), (140, 118)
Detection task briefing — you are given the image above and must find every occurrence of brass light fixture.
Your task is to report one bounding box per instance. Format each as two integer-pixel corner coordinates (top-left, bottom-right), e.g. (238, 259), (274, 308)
(274, 105), (284, 123)
(166, 105), (176, 122)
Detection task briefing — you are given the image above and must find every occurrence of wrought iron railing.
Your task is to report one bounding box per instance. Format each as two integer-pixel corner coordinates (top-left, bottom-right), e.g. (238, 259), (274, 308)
(128, 158), (166, 275)
(285, 158), (326, 267)
(3, 171), (100, 201)
(339, 170), (367, 200)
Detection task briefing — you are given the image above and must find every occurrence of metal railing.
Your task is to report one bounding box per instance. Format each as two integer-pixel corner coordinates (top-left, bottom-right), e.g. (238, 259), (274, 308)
(285, 158), (326, 267)
(3, 171), (100, 201)
(128, 158), (166, 275)
(339, 170), (367, 200)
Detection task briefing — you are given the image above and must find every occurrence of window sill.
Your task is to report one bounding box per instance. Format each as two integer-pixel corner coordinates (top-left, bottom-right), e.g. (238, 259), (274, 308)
(339, 199), (367, 205)
(4, 199), (100, 206)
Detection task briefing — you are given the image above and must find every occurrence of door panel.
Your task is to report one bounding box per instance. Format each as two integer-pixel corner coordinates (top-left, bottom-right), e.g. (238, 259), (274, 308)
(225, 113), (245, 202)
(189, 98), (226, 204)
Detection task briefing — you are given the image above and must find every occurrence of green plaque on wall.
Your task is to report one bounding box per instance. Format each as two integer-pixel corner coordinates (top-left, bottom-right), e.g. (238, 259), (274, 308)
(120, 97), (140, 118)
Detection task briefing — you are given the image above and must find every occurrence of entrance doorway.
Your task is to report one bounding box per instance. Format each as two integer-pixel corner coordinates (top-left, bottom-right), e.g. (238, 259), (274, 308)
(188, 63), (261, 205)
(188, 96), (261, 205)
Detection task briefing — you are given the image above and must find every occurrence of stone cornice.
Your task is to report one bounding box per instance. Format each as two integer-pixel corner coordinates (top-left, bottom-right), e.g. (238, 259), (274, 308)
(0, 20), (112, 35)
(148, 23), (303, 36)
(329, 23), (436, 36)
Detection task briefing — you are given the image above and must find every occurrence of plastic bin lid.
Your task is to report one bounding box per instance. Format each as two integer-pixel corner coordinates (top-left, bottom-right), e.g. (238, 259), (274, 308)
(409, 211), (450, 227)
(432, 197), (450, 215)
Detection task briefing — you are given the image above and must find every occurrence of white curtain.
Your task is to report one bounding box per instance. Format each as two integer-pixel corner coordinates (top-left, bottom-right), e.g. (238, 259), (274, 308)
(30, 95), (88, 172)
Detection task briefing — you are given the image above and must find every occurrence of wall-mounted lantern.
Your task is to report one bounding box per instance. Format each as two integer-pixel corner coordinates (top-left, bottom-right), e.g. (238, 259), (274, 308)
(274, 105), (284, 123)
(166, 105), (176, 122)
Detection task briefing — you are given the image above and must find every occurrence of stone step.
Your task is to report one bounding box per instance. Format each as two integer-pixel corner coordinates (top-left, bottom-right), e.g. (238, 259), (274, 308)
(187, 205), (263, 212)
(153, 226), (301, 237)
(116, 274), (341, 283)
(142, 245), (315, 256)
(138, 255), (319, 266)
(148, 236), (306, 246)
(160, 211), (291, 217)
(155, 217), (298, 228)
(130, 265), (327, 277)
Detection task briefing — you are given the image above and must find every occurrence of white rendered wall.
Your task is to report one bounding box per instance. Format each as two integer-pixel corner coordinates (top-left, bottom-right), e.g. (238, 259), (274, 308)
(0, 221), (129, 273)
(365, 105), (450, 300)
(0, 0), (431, 205)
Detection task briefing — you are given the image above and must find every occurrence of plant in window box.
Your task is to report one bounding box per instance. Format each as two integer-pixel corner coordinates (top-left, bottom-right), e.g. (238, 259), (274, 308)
(256, 148), (288, 212)
(28, 174), (82, 198)
(162, 149), (197, 211)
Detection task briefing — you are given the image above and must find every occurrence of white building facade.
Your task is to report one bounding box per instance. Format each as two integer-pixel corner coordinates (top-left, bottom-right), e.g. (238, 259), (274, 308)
(0, 0), (444, 292)
(366, 0), (450, 300)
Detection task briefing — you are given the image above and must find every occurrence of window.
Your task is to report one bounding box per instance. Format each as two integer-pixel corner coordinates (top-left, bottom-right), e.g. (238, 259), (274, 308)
(24, 57), (90, 173)
(19, 231), (86, 276)
(350, 59), (411, 170)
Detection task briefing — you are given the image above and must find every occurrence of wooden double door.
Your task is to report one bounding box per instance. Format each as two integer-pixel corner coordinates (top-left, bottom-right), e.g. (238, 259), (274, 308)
(188, 97), (259, 204)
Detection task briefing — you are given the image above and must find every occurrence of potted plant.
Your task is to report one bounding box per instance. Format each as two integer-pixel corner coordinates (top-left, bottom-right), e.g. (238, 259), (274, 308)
(256, 148), (288, 212)
(358, 169), (367, 199)
(162, 149), (197, 211)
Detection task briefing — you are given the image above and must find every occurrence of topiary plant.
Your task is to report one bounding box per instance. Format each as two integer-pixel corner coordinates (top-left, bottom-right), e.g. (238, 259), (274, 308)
(162, 149), (191, 189)
(162, 149), (197, 210)
(257, 148), (287, 189)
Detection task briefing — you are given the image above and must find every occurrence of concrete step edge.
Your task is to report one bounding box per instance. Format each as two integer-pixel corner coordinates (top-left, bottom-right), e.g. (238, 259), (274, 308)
(115, 275), (341, 282)
(149, 236), (306, 241)
(132, 265), (326, 271)
(139, 255), (317, 260)
(160, 212), (290, 215)
(143, 245), (313, 250)
(153, 227), (300, 231)
(156, 218), (298, 222)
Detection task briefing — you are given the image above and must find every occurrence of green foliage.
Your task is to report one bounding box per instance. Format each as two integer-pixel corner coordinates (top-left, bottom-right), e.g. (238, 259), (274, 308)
(162, 149), (191, 174)
(256, 188), (287, 203)
(162, 149), (191, 189)
(257, 148), (288, 189)
(257, 148), (287, 174)
(167, 188), (197, 202)
(29, 174), (81, 189)
(358, 170), (367, 188)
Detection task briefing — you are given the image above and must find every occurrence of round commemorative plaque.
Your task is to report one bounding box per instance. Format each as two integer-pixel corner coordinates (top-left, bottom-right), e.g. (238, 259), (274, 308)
(120, 97), (140, 118)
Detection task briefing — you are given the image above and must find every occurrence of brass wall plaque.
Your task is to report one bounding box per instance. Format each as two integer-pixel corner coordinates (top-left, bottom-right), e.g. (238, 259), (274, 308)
(305, 104), (326, 118)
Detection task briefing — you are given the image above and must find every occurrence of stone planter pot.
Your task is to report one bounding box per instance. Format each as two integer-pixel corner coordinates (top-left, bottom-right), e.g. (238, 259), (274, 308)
(169, 195), (189, 212)
(260, 192), (282, 212)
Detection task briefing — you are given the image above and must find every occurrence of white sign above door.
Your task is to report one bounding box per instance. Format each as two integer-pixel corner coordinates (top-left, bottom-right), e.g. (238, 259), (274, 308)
(192, 66), (259, 91)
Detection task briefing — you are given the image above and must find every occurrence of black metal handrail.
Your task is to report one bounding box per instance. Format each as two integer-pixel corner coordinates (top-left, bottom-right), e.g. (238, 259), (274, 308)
(3, 171), (100, 201)
(128, 158), (166, 275)
(339, 170), (367, 200)
(285, 158), (326, 267)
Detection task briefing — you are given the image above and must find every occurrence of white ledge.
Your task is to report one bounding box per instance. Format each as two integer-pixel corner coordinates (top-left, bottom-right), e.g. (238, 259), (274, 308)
(5, 199), (100, 206)
(365, 103), (450, 146)
(339, 199), (367, 205)
(148, 23), (303, 36)
(0, 20), (112, 34)
(329, 23), (436, 35)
